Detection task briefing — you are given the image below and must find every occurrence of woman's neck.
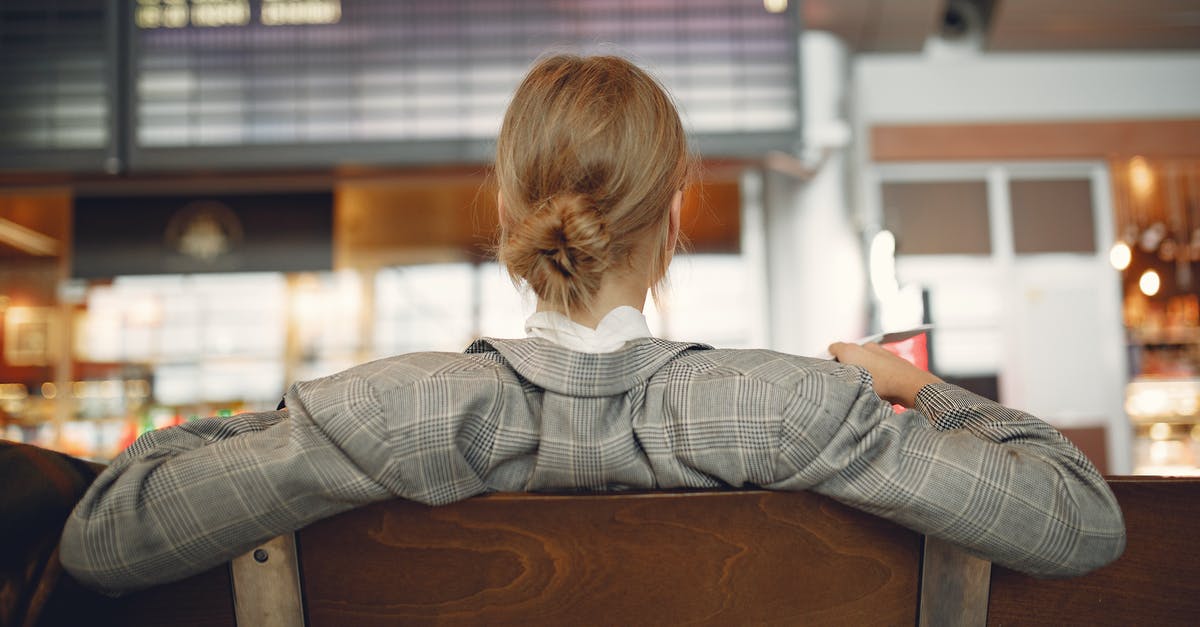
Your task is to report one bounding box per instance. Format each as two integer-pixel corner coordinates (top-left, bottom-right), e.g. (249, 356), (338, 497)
(536, 269), (650, 329)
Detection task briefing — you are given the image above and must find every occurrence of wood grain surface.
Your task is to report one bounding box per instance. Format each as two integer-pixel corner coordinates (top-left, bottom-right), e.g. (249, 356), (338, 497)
(60, 479), (1200, 626)
(871, 119), (1200, 162)
(297, 491), (922, 626)
(987, 478), (1200, 626)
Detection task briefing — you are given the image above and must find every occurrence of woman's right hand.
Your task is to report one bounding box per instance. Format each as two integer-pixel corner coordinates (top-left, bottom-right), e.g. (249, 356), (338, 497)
(828, 342), (943, 408)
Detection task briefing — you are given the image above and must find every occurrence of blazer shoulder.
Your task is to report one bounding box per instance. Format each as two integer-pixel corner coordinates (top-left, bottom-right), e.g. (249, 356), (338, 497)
(311, 350), (513, 392)
(665, 347), (867, 390)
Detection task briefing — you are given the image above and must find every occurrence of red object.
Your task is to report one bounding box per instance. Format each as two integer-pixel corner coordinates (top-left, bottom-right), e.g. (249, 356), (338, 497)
(117, 419), (140, 451)
(879, 333), (930, 412)
(880, 333), (929, 371)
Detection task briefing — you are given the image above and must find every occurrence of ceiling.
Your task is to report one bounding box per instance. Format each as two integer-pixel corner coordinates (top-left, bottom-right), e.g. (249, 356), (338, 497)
(804, 0), (1200, 52)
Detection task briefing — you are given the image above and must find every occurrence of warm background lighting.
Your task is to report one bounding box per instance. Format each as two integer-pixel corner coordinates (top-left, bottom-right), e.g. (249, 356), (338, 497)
(1109, 241), (1132, 270)
(763, 0), (787, 14)
(1128, 156), (1155, 200)
(1139, 269), (1161, 296)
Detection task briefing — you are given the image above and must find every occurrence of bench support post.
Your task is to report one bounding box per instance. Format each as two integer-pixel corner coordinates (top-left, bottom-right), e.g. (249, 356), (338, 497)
(918, 536), (991, 627)
(230, 534), (306, 627)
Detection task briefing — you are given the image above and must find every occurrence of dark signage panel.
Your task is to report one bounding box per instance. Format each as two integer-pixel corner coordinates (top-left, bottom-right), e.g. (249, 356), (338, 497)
(0, 0), (115, 172)
(73, 192), (333, 278)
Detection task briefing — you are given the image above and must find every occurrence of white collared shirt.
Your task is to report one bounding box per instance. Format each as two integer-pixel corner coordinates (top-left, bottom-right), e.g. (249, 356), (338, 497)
(524, 305), (653, 353)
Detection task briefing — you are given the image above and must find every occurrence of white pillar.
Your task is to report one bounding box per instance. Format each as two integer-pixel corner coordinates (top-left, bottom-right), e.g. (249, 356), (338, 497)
(763, 31), (867, 356)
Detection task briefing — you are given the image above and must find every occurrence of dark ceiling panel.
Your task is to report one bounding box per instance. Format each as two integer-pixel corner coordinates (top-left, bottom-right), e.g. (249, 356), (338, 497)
(989, 0), (1200, 51)
(804, 0), (942, 52)
(804, 0), (1200, 52)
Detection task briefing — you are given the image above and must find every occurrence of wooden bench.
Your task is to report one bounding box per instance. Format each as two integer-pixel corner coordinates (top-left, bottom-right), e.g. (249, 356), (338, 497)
(46, 478), (1200, 626)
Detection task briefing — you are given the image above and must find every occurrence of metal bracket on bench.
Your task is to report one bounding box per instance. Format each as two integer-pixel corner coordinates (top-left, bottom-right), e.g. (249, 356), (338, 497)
(230, 533), (306, 627)
(918, 536), (992, 627)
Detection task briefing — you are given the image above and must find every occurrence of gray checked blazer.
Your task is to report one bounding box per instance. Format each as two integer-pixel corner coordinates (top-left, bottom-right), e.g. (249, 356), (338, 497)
(60, 337), (1126, 594)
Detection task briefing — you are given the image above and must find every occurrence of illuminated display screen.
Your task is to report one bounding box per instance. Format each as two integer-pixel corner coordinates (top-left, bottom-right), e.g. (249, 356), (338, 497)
(130, 0), (800, 167)
(135, 0), (341, 28)
(0, 1), (800, 172)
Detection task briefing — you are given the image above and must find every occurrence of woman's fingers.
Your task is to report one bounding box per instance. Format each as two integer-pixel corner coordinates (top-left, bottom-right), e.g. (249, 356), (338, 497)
(828, 341), (942, 407)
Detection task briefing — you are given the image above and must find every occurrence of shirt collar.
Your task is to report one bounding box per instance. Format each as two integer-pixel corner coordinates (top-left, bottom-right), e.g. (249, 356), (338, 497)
(524, 305), (653, 354)
(466, 336), (711, 397)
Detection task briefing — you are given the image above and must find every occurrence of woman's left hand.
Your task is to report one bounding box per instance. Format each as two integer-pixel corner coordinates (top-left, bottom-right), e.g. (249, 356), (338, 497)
(828, 342), (943, 407)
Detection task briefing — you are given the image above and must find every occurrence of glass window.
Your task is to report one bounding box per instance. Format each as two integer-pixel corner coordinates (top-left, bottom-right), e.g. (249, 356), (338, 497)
(1009, 179), (1096, 254)
(882, 181), (991, 255)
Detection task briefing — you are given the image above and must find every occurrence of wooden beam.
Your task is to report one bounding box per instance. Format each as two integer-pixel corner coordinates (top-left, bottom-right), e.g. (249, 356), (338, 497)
(872, 119), (1200, 161)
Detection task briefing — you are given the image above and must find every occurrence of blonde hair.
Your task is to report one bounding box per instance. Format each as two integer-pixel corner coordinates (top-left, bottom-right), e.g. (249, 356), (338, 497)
(495, 54), (695, 314)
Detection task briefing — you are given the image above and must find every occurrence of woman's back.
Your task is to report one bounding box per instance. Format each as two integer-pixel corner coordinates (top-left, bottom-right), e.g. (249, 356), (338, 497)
(60, 53), (1125, 595)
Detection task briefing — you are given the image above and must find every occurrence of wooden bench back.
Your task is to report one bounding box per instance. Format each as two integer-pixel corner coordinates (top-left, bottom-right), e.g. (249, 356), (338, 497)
(986, 478), (1200, 626)
(85, 479), (1200, 627)
(297, 491), (922, 625)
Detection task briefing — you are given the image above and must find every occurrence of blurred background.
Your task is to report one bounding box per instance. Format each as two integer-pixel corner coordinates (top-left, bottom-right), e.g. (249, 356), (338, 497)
(1, 0), (1198, 476)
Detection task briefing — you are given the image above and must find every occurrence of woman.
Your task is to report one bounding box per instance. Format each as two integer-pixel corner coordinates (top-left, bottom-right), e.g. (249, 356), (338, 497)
(60, 55), (1125, 595)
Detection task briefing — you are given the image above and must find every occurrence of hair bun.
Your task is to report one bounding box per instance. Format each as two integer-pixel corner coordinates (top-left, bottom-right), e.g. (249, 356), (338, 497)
(503, 193), (611, 311)
(539, 194), (611, 275)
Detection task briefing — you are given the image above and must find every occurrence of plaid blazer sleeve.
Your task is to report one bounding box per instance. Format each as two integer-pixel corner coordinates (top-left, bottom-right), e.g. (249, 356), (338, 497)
(767, 369), (1126, 578)
(59, 372), (400, 595)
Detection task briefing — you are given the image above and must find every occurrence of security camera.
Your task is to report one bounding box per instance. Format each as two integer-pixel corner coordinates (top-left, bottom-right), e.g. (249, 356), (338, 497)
(939, 0), (993, 42)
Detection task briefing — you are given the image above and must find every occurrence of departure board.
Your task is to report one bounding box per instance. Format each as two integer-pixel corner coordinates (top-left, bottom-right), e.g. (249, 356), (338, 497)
(130, 0), (801, 169)
(0, 0), (115, 172)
